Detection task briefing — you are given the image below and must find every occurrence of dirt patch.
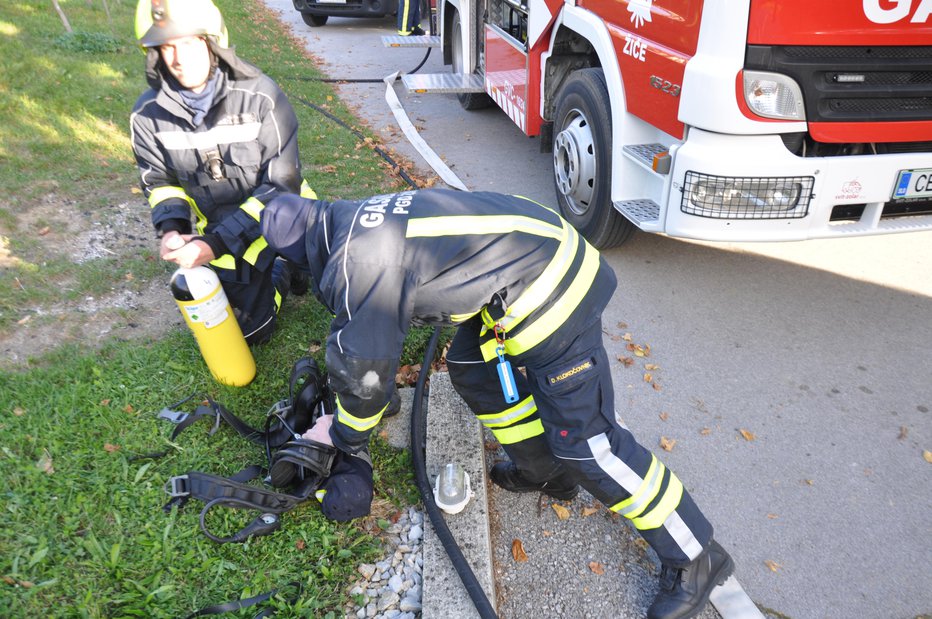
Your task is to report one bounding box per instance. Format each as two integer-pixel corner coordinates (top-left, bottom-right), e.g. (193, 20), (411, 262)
(1, 193), (181, 370)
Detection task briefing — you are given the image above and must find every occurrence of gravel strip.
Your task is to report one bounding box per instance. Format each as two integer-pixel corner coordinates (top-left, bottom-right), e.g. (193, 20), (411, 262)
(344, 506), (425, 619)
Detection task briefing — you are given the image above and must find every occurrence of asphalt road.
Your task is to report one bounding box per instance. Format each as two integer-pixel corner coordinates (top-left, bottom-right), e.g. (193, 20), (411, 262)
(260, 4), (932, 618)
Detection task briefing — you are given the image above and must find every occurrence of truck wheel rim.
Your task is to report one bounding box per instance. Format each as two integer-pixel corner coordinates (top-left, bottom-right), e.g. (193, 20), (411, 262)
(553, 110), (596, 216)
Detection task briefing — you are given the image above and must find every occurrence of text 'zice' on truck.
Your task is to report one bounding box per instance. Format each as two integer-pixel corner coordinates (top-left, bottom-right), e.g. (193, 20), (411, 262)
(398, 0), (932, 248)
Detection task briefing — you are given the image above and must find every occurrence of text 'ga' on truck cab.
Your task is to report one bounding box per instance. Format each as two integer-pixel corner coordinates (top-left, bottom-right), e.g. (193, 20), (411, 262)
(420, 0), (932, 248)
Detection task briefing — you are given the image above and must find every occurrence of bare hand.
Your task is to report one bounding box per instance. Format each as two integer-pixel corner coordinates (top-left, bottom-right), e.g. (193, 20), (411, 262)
(159, 231), (186, 259)
(302, 413), (334, 446)
(163, 235), (215, 268)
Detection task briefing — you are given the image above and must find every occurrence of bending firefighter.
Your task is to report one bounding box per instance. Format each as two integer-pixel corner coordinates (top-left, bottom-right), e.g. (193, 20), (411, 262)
(261, 189), (736, 619)
(130, 0), (313, 345)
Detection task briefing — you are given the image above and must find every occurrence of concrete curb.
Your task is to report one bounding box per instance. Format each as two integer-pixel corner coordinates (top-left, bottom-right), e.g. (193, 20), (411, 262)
(379, 374), (496, 618)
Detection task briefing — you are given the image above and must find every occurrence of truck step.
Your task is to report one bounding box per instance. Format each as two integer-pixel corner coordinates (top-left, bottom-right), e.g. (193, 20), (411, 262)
(402, 72), (485, 94)
(623, 143), (670, 174)
(382, 35), (441, 48)
(615, 199), (660, 227)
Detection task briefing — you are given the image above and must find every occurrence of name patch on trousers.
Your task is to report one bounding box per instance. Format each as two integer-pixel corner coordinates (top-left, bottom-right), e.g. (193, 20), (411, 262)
(548, 357), (596, 385)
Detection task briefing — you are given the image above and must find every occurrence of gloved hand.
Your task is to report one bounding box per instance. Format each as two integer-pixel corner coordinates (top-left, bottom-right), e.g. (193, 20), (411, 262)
(302, 413), (334, 446)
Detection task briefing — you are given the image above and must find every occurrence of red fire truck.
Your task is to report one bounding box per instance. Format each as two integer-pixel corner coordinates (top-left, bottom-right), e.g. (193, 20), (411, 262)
(399, 0), (932, 248)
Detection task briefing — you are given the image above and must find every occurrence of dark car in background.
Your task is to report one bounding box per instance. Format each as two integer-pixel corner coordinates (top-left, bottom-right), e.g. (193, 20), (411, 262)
(292, 0), (399, 26)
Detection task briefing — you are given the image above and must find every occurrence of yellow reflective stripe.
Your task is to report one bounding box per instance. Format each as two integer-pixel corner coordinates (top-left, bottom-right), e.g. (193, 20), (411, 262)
(148, 185), (192, 209)
(273, 287), (282, 312)
(480, 242), (600, 360)
(609, 456), (663, 518)
(632, 473), (684, 530)
(209, 254), (236, 269)
(242, 237), (268, 266)
(315, 489), (326, 502)
(336, 396), (386, 432)
(188, 198), (209, 235)
(490, 419), (545, 445)
(405, 215), (563, 240)
(476, 396), (536, 428)
(300, 179), (318, 199)
(240, 197), (265, 222)
(495, 223), (577, 333)
(451, 310), (480, 323)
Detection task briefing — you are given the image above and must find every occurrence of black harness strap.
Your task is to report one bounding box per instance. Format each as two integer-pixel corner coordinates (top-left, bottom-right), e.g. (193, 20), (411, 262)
(182, 582), (303, 619)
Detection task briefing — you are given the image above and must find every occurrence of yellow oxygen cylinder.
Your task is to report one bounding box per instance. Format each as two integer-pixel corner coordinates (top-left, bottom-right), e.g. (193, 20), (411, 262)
(171, 266), (256, 386)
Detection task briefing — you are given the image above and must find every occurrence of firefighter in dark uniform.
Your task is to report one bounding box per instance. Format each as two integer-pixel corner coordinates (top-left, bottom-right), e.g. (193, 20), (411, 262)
(131, 0), (313, 345)
(261, 189), (735, 619)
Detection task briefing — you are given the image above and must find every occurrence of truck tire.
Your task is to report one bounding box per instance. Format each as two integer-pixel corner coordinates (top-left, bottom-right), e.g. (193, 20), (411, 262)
(452, 11), (491, 110)
(552, 68), (634, 249)
(301, 13), (328, 26)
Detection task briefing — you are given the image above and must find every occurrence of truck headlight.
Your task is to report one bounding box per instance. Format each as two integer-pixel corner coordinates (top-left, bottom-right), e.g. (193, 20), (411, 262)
(682, 172), (814, 219)
(743, 71), (806, 121)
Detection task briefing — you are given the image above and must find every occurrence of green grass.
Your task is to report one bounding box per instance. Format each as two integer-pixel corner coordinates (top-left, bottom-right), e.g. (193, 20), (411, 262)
(0, 0), (435, 616)
(0, 309), (422, 617)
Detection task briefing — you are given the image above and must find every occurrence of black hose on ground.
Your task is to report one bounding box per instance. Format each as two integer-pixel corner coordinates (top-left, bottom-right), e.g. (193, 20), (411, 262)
(293, 95), (420, 189)
(411, 328), (498, 619)
(284, 48), (432, 84)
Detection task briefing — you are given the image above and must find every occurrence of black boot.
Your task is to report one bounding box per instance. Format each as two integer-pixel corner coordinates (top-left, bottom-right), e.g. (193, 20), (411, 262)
(290, 267), (309, 296)
(647, 539), (734, 619)
(490, 461), (579, 500)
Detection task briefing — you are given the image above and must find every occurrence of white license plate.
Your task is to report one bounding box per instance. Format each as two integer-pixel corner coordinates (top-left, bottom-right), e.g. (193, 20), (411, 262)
(315, 0), (346, 4)
(892, 168), (932, 200)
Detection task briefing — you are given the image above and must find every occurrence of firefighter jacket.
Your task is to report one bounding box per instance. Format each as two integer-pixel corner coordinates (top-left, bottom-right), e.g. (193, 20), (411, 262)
(261, 189), (616, 454)
(130, 41), (302, 279)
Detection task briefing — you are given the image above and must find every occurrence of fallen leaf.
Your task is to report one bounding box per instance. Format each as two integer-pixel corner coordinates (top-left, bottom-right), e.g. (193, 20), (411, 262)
(551, 503), (571, 520)
(622, 333), (633, 342)
(643, 373), (653, 383)
(659, 412), (669, 421)
(660, 436), (676, 452)
(617, 356), (634, 367)
(124, 404), (135, 414)
(616, 322), (628, 329)
(511, 539), (528, 562)
(581, 506), (600, 517)
(767, 513), (779, 519)
(124, 272), (134, 281)
(37, 226), (50, 236)
(898, 426), (908, 440)
(2, 575), (15, 585)
(36, 449), (54, 474)
(804, 479), (814, 486)
(17, 316), (30, 325)
(625, 343), (636, 352)
(739, 428), (756, 441)
(541, 530), (552, 537)
(645, 364), (660, 371)
(321, 164), (338, 174)
(13, 407), (24, 417)
(100, 399), (111, 406)
(764, 559), (781, 573)
(652, 382), (662, 391)
(130, 186), (142, 194)
(700, 427), (711, 436)
(588, 561), (605, 575)
(103, 443), (120, 453)
(295, 539), (306, 550)
(924, 450), (932, 464)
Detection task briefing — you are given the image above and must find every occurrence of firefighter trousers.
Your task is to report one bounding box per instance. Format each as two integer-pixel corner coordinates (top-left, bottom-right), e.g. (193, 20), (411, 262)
(447, 314), (714, 567)
(216, 257), (290, 346)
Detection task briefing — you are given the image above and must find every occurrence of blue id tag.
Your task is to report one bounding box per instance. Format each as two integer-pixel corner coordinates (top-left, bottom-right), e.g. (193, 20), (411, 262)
(496, 347), (519, 403)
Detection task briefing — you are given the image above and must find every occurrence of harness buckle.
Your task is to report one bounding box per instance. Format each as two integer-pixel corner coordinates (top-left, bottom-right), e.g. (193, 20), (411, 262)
(165, 475), (190, 497)
(158, 408), (189, 424)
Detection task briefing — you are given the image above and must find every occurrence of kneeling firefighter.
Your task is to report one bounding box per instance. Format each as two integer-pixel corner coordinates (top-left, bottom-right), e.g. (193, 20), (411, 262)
(260, 188), (736, 619)
(131, 0), (316, 348)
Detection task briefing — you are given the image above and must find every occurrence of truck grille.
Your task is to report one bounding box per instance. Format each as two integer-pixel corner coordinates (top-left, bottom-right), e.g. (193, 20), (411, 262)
(746, 45), (932, 123)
